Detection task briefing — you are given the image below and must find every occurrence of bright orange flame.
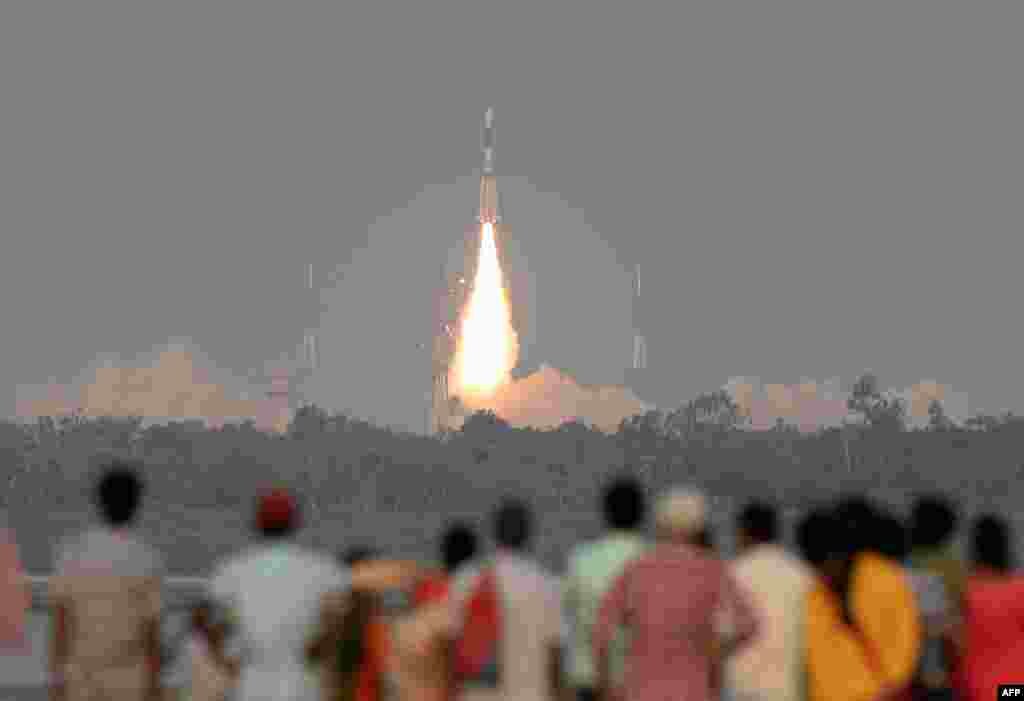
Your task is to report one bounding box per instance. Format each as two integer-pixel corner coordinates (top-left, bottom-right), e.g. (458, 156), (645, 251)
(452, 222), (519, 401)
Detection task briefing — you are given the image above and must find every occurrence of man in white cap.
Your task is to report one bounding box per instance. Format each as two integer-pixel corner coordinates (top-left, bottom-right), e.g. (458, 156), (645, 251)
(593, 486), (760, 701)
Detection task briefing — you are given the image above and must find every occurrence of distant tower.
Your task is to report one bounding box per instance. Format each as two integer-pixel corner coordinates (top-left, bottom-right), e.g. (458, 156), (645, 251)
(430, 262), (455, 434)
(262, 262), (318, 421)
(303, 262), (318, 376)
(632, 264), (648, 371)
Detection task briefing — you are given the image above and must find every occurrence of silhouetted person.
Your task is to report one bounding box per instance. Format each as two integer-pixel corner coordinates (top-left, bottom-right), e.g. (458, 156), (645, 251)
(726, 500), (812, 701)
(958, 515), (1024, 701)
(49, 462), (165, 701)
(450, 498), (563, 701)
(594, 486), (758, 701)
(564, 477), (647, 701)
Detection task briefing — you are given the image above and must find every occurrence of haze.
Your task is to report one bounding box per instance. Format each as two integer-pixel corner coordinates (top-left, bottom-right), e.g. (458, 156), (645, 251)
(2, 2), (1021, 433)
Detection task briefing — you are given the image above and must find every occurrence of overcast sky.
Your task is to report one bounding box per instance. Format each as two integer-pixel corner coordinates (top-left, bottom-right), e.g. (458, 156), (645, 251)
(1, 2), (1021, 432)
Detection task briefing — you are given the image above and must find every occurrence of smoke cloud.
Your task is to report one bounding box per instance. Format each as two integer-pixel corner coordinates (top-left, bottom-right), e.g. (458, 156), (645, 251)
(723, 376), (969, 431)
(14, 342), (292, 432)
(452, 364), (649, 433)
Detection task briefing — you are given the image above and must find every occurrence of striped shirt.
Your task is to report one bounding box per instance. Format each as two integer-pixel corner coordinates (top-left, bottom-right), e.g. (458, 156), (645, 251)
(594, 542), (759, 701)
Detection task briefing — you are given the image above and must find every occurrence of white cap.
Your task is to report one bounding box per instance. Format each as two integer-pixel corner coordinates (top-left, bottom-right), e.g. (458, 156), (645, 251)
(655, 486), (707, 536)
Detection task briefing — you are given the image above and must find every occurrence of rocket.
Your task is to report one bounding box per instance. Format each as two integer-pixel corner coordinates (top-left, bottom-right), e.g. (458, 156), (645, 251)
(478, 107), (502, 225)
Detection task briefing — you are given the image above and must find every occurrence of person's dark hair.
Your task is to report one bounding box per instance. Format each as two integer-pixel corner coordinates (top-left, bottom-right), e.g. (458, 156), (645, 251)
(738, 501), (779, 544)
(696, 526), (714, 552)
(494, 498), (531, 550)
(603, 477), (645, 531)
(442, 522), (478, 573)
(95, 462), (144, 526)
(342, 546), (378, 567)
(796, 509), (840, 566)
(834, 495), (882, 554)
(876, 512), (909, 561)
(971, 515), (1012, 572)
(911, 495), (958, 550)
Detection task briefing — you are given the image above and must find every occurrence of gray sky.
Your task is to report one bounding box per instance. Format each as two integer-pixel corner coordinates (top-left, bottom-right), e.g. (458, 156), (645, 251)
(2, 2), (1022, 433)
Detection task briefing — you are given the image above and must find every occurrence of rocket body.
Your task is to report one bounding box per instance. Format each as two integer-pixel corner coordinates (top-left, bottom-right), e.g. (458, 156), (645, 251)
(478, 107), (501, 224)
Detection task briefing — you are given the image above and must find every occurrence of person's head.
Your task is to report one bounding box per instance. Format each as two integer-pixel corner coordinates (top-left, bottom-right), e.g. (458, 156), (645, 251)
(876, 511), (909, 562)
(971, 515), (1012, 573)
(737, 501), (779, 552)
(255, 487), (300, 538)
(441, 522), (478, 573)
(493, 498), (532, 551)
(911, 495), (958, 552)
(654, 486), (707, 544)
(95, 462), (144, 527)
(342, 546), (378, 567)
(191, 600), (213, 632)
(603, 477), (645, 532)
(796, 508), (843, 572)
(834, 495), (882, 554)
(695, 525), (715, 552)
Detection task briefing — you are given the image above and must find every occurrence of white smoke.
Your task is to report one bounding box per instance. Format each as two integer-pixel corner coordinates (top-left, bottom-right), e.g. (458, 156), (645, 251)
(15, 341), (292, 432)
(723, 376), (969, 431)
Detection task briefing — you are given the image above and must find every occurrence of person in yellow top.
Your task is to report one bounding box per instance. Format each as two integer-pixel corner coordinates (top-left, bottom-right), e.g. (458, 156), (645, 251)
(798, 499), (922, 701)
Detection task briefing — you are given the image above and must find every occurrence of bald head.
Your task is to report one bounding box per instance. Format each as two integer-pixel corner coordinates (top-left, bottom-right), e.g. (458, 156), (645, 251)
(655, 487), (707, 542)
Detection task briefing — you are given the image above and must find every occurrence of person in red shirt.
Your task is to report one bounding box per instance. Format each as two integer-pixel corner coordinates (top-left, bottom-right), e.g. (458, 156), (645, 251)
(594, 486), (759, 701)
(957, 515), (1024, 701)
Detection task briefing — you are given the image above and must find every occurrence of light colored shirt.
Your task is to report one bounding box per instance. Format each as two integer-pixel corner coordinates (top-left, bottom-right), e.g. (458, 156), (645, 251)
(594, 543), (759, 701)
(563, 531), (647, 688)
(725, 544), (812, 701)
(805, 552), (921, 701)
(50, 527), (166, 701)
(450, 551), (562, 701)
(207, 541), (349, 701)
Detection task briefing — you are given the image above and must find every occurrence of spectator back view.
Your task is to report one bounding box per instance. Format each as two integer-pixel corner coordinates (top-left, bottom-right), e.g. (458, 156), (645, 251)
(563, 476), (648, 701)
(594, 486), (759, 701)
(726, 500), (812, 701)
(802, 498), (922, 701)
(49, 461), (166, 701)
(392, 522), (479, 701)
(958, 515), (1024, 701)
(450, 498), (563, 701)
(206, 487), (349, 701)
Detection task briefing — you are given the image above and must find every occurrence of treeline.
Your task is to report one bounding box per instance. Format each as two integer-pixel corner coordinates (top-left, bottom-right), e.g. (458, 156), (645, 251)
(1, 387), (1021, 573)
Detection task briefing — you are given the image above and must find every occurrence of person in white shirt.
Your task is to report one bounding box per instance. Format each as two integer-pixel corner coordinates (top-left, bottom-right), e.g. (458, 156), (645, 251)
(206, 488), (350, 701)
(724, 501), (812, 701)
(449, 498), (564, 701)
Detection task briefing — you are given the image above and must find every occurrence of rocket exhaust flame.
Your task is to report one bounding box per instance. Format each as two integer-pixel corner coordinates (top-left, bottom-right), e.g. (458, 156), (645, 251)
(451, 222), (519, 401)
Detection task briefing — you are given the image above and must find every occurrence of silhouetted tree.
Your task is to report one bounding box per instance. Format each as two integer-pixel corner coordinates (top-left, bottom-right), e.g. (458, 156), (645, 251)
(460, 410), (511, 440)
(847, 372), (906, 431)
(927, 399), (954, 431)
